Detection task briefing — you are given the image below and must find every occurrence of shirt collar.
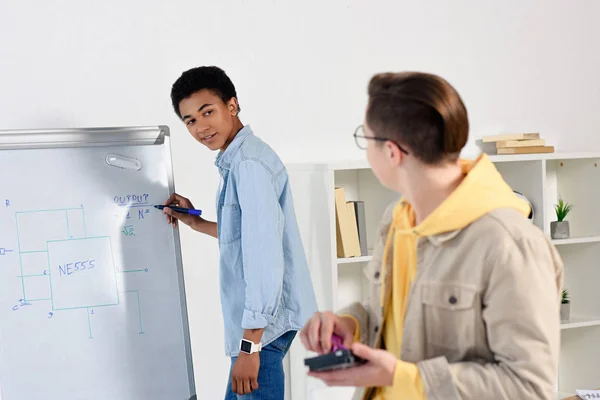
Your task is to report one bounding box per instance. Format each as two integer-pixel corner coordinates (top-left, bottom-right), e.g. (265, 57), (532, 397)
(425, 229), (464, 246)
(396, 198), (465, 246)
(214, 125), (253, 170)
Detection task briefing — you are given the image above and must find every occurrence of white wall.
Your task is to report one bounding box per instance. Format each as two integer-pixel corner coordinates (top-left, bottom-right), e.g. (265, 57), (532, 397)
(1, 1), (599, 398)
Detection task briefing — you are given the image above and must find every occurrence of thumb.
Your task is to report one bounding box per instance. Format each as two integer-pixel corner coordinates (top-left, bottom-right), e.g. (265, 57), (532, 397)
(341, 331), (354, 348)
(337, 317), (356, 348)
(350, 342), (378, 362)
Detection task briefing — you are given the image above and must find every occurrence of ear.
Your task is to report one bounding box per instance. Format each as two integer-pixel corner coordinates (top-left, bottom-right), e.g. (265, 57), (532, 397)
(385, 140), (404, 167)
(227, 98), (239, 116)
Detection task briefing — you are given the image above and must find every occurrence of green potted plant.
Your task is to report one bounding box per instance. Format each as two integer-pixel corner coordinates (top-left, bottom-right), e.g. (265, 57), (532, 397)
(561, 289), (570, 321)
(551, 196), (573, 239)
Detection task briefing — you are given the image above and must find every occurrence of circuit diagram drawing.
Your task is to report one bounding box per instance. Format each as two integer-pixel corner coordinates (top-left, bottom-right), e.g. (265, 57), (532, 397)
(9, 196), (153, 338)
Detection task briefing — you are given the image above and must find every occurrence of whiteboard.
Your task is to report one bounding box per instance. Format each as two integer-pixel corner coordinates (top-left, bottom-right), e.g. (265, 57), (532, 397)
(0, 127), (195, 400)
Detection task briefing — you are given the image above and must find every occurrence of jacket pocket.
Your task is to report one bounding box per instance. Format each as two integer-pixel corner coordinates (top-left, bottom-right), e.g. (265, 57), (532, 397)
(421, 282), (478, 350)
(219, 204), (241, 244)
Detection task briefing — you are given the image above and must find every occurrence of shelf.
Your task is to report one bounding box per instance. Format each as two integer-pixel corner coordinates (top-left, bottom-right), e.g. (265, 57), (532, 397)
(337, 255), (372, 265)
(561, 315), (600, 330)
(307, 151), (600, 171)
(489, 151), (600, 163)
(555, 392), (574, 400)
(552, 236), (600, 245)
(338, 239), (600, 256)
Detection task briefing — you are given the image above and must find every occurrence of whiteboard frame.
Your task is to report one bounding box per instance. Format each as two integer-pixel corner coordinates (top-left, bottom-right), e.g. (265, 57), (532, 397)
(0, 125), (197, 399)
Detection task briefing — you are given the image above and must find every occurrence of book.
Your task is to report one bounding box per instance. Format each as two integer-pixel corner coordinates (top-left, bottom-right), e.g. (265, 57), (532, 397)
(575, 389), (600, 399)
(351, 201), (368, 256)
(482, 133), (540, 143)
(346, 202), (362, 257)
(334, 188), (348, 258)
(496, 146), (554, 155)
(334, 187), (361, 258)
(496, 139), (545, 148)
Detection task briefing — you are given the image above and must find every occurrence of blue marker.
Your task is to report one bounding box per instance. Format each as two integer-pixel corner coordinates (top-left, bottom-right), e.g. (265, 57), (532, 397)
(153, 205), (202, 216)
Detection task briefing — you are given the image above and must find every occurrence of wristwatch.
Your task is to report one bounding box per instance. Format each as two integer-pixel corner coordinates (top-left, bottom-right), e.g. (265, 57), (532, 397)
(240, 338), (262, 354)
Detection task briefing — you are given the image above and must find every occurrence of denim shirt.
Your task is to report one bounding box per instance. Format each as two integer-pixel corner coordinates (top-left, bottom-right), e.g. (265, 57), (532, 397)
(214, 125), (317, 357)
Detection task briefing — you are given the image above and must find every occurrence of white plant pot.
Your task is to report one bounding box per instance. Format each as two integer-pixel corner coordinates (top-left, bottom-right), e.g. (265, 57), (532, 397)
(551, 221), (570, 239)
(560, 303), (571, 321)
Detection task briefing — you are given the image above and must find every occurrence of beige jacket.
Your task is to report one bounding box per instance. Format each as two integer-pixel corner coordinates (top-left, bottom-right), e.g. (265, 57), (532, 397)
(340, 202), (564, 400)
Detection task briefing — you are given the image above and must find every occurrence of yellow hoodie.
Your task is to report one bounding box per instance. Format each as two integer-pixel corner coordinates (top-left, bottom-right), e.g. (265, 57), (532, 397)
(371, 154), (530, 400)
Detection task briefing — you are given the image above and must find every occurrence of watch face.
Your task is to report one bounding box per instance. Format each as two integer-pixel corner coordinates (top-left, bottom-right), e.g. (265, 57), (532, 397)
(240, 340), (252, 353)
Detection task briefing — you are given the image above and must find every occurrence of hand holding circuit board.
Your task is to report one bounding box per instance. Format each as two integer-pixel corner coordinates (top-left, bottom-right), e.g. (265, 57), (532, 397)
(304, 334), (366, 372)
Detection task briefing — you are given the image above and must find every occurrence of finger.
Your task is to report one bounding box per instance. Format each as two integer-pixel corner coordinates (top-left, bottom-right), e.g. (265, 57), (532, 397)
(244, 378), (252, 394)
(164, 209), (174, 226)
(172, 213), (185, 228)
(237, 379), (244, 395)
(164, 207), (186, 222)
(319, 313), (334, 353)
(340, 323), (354, 349)
(164, 193), (181, 206)
(168, 213), (175, 226)
(309, 364), (370, 387)
(350, 342), (375, 362)
(251, 378), (259, 392)
(231, 377), (237, 394)
(308, 372), (337, 386)
(167, 193), (193, 208)
(308, 370), (347, 386)
(342, 335), (354, 349)
(307, 313), (323, 353)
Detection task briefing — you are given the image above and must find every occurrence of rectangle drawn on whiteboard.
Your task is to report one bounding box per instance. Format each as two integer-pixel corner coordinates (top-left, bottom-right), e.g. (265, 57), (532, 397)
(48, 237), (119, 311)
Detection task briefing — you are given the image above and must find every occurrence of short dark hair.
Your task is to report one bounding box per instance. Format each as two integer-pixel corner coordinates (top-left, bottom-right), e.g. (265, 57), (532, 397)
(366, 71), (468, 165)
(170, 66), (240, 118)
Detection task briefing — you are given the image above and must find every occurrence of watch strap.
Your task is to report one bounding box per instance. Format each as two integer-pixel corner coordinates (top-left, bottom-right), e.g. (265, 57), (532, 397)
(240, 338), (262, 354)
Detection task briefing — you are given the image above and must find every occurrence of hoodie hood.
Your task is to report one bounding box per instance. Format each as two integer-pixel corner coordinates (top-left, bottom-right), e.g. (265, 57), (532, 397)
(379, 153), (532, 313)
(393, 153), (531, 237)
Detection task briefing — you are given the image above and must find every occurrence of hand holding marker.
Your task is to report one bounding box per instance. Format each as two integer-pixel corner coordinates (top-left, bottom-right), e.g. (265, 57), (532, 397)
(158, 193), (203, 228)
(154, 203), (202, 229)
(153, 204), (202, 216)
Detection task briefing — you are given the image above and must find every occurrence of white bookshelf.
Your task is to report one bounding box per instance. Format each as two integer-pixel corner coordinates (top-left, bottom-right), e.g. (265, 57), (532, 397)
(561, 316), (600, 330)
(337, 255), (373, 265)
(556, 392), (574, 400)
(285, 152), (600, 400)
(553, 236), (600, 245)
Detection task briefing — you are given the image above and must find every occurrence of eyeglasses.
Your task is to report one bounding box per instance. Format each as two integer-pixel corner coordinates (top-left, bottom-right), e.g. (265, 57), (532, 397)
(353, 125), (410, 154)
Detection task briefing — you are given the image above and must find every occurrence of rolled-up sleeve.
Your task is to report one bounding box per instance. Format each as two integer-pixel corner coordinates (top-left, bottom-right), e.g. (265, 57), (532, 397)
(235, 160), (285, 329)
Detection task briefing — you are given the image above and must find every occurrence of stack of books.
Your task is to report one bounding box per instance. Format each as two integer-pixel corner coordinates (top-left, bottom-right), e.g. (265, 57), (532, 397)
(482, 133), (554, 155)
(334, 187), (368, 258)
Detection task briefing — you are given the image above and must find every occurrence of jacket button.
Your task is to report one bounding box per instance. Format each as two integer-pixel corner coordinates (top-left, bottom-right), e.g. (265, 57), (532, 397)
(449, 295), (457, 305)
(374, 271), (380, 279)
(374, 326), (379, 333)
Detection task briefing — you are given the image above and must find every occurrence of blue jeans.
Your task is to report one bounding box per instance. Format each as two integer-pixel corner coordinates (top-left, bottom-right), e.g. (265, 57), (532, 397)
(224, 330), (297, 400)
